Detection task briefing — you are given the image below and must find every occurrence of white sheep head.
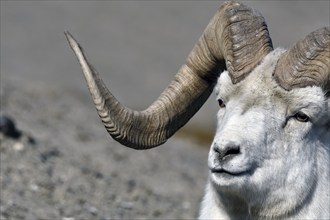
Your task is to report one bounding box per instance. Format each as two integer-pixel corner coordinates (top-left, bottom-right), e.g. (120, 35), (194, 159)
(65, 1), (329, 219)
(203, 48), (329, 218)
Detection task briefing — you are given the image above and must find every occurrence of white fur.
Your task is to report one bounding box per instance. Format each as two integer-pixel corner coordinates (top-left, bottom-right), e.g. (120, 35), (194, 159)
(199, 48), (330, 219)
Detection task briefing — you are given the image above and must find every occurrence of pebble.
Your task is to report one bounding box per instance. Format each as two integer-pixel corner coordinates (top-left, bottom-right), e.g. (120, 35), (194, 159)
(29, 183), (39, 192)
(40, 147), (61, 163)
(120, 202), (134, 210)
(13, 142), (24, 151)
(84, 204), (98, 215)
(62, 217), (75, 220)
(0, 114), (21, 139)
(127, 179), (136, 192)
(80, 166), (104, 179)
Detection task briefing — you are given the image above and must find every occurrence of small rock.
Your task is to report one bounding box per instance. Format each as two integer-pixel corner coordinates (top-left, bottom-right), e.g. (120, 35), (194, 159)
(80, 166), (91, 175)
(40, 147), (61, 163)
(13, 142), (24, 151)
(29, 183), (39, 192)
(0, 114), (21, 139)
(153, 208), (162, 217)
(80, 166), (104, 179)
(94, 171), (103, 179)
(120, 202), (134, 210)
(62, 217), (75, 220)
(84, 204), (98, 215)
(127, 179), (136, 192)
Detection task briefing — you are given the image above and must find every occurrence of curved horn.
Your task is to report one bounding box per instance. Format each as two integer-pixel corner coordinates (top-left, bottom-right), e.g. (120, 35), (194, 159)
(65, 2), (273, 149)
(274, 27), (330, 94)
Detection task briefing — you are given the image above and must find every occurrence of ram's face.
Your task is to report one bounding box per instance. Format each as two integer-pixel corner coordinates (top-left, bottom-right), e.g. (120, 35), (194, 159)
(208, 49), (327, 201)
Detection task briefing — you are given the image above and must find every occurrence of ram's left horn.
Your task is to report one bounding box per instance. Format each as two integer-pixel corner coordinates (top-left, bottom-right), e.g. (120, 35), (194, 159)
(65, 2), (273, 149)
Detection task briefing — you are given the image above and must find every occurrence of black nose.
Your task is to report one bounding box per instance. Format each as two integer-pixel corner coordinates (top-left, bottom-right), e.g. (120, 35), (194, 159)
(213, 142), (240, 161)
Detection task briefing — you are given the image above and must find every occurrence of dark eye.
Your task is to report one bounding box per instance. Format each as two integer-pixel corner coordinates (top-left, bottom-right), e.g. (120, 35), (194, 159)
(294, 111), (309, 122)
(218, 99), (226, 108)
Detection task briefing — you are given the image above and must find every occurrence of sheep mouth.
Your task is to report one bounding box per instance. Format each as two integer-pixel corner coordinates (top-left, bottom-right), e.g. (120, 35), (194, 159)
(210, 168), (248, 176)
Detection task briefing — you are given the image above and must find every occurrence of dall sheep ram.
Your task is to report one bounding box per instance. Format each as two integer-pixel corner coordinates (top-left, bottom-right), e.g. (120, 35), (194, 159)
(65, 2), (330, 219)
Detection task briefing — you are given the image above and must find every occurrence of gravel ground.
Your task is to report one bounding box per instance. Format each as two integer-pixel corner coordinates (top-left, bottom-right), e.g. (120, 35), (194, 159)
(0, 79), (209, 219)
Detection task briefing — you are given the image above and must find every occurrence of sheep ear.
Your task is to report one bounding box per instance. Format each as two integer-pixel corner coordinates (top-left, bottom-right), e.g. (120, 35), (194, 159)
(274, 27), (330, 94)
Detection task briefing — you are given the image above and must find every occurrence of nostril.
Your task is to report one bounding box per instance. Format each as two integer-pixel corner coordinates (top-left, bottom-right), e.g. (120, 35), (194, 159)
(225, 147), (240, 156)
(214, 143), (240, 161)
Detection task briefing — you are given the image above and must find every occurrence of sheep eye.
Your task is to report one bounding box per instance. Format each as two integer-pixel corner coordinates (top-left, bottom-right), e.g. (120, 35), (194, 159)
(294, 111), (309, 122)
(218, 99), (226, 108)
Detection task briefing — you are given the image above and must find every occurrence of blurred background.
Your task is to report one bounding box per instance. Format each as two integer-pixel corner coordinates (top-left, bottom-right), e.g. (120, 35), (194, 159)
(2, 1), (329, 138)
(1, 1), (329, 219)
